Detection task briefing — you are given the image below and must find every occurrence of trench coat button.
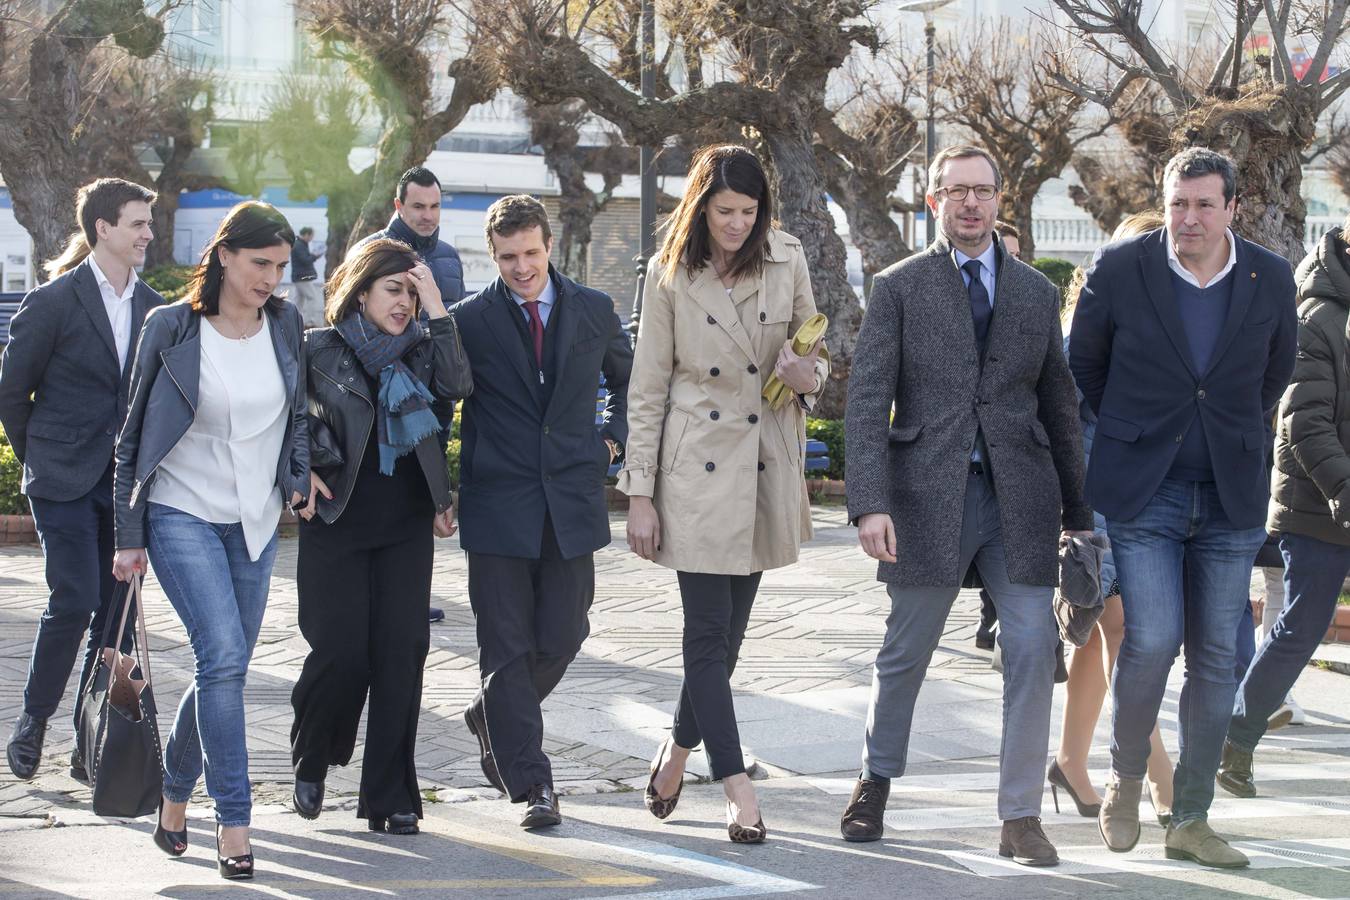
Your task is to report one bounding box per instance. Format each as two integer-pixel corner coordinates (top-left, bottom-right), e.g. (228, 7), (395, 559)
(747, 364), (758, 374)
(759, 312), (766, 322)
(707, 315), (716, 325)
(748, 414), (758, 424)
(705, 461), (716, 472)
(758, 461), (765, 471)
(710, 411), (720, 420)
(710, 367), (720, 377)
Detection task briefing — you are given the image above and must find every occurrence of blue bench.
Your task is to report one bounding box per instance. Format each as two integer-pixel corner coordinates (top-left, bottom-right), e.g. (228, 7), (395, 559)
(0, 293), (23, 345)
(595, 385), (831, 478)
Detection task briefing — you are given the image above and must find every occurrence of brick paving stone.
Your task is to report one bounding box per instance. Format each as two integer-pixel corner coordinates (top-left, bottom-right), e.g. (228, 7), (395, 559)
(0, 507), (1002, 818)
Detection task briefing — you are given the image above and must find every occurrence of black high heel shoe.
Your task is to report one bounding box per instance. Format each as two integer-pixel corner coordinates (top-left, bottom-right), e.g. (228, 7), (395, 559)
(216, 825), (254, 880)
(153, 796), (188, 857)
(1046, 758), (1102, 818)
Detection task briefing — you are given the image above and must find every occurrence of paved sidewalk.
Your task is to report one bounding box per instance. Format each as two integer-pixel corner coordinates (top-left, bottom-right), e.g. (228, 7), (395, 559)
(1, 507), (1348, 898)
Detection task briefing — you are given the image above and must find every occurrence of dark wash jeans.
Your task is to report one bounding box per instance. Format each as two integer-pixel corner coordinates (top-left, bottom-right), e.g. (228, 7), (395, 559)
(1229, 532), (1350, 751)
(23, 464), (130, 748)
(1107, 478), (1266, 825)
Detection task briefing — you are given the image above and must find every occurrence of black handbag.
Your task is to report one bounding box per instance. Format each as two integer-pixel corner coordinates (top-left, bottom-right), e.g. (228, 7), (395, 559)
(78, 575), (163, 818)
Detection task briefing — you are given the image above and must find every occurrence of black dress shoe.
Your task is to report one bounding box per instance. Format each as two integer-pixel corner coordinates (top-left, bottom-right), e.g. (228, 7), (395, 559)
(369, 812), (419, 835)
(840, 778), (889, 842)
(520, 785), (561, 829)
(6, 713), (47, 780)
(974, 628), (996, 650)
(293, 777), (325, 820)
(464, 699), (505, 792)
(69, 748), (88, 784)
(429, 607), (446, 624)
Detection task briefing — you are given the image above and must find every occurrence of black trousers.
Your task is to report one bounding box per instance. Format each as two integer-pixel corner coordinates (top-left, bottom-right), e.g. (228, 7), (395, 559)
(290, 521), (433, 820)
(23, 464), (130, 750)
(670, 571), (762, 780)
(467, 517), (593, 802)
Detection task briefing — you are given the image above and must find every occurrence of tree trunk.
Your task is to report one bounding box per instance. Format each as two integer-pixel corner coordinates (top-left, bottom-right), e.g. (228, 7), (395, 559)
(1175, 88), (1315, 263)
(998, 192), (1037, 262)
(764, 128), (859, 420)
(145, 189), (182, 270)
(346, 126), (410, 250)
(817, 149), (912, 282)
(6, 156), (80, 271)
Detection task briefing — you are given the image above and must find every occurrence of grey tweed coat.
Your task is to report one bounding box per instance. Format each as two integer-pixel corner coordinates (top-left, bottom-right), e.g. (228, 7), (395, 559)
(844, 237), (1092, 586)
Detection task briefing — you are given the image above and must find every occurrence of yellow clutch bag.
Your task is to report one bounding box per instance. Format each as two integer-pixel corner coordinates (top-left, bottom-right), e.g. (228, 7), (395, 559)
(761, 313), (829, 411)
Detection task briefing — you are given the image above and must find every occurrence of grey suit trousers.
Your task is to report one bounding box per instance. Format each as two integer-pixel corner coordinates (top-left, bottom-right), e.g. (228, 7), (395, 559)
(862, 471), (1058, 820)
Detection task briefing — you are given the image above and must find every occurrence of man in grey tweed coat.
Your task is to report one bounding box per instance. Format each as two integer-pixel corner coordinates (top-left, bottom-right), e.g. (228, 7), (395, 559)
(840, 146), (1093, 865)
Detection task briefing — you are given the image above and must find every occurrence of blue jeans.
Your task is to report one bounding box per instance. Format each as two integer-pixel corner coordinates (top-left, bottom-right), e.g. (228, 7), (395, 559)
(147, 504), (277, 827)
(1229, 532), (1350, 751)
(1106, 479), (1265, 825)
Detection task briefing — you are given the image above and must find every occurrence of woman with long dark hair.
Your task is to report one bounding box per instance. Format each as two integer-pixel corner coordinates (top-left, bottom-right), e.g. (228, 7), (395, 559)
(112, 201), (310, 879)
(619, 144), (828, 843)
(289, 238), (471, 835)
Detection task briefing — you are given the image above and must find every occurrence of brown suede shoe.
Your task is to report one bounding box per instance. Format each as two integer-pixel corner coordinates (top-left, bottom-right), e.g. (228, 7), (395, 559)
(839, 778), (889, 842)
(1164, 819), (1249, 868)
(1098, 776), (1143, 852)
(1216, 740), (1256, 798)
(999, 816), (1059, 866)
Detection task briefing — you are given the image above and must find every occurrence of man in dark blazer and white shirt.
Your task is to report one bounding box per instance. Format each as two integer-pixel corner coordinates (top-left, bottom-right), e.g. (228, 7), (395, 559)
(452, 195), (632, 830)
(0, 178), (164, 781)
(842, 146), (1092, 866)
(1070, 148), (1297, 868)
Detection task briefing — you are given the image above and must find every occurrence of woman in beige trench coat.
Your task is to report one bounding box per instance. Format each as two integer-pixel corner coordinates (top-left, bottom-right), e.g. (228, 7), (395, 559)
(617, 145), (828, 843)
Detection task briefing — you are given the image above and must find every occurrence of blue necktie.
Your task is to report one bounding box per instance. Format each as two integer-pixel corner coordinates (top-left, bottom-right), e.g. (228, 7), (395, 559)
(964, 259), (991, 349)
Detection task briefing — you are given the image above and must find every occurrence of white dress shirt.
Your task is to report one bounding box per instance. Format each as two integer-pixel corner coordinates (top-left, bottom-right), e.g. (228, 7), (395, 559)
(1166, 228), (1237, 289)
(953, 241), (999, 306)
(511, 276), (557, 327)
(150, 316), (288, 561)
(86, 255), (137, 370)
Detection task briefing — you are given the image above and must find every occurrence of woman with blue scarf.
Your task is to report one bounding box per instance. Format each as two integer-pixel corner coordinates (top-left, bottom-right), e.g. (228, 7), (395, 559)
(289, 237), (471, 835)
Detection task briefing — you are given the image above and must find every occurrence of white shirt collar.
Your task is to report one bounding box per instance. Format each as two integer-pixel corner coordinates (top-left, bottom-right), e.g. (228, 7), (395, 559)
(952, 241), (998, 277)
(510, 274), (556, 310)
(87, 254), (138, 303)
(1166, 228), (1237, 289)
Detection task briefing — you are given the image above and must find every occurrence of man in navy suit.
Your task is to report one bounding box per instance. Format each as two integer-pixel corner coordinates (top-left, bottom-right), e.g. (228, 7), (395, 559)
(1070, 149), (1297, 868)
(0, 178), (164, 781)
(451, 195), (631, 829)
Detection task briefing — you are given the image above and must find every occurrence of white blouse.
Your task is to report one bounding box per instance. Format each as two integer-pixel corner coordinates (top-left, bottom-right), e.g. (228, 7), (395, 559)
(150, 316), (288, 561)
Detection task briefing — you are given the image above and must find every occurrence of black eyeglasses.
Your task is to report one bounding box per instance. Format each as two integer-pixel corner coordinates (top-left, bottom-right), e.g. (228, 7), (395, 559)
(937, 184), (998, 201)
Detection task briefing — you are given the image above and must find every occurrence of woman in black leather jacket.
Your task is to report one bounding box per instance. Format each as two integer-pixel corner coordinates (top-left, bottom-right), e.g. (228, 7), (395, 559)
(111, 201), (309, 879)
(289, 237), (471, 835)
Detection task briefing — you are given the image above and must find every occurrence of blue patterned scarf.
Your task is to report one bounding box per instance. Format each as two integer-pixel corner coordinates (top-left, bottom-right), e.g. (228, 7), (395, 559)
(335, 311), (440, 474)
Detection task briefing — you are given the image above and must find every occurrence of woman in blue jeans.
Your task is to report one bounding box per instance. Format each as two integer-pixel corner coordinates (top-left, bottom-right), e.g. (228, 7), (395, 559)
(112, 202), (309, 880)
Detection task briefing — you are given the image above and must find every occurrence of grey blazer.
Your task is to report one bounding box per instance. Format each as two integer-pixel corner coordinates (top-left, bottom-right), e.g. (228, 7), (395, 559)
(0, 261), (163, 501)
(844, 237), (1091, 587)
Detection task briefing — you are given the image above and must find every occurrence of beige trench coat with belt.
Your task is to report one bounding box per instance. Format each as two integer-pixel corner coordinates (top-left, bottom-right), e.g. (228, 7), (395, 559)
(617, 229), (829, 575)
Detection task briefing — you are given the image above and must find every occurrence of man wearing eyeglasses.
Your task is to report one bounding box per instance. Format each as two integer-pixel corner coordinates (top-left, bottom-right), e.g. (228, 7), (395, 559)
(842, 145), (1091, 866)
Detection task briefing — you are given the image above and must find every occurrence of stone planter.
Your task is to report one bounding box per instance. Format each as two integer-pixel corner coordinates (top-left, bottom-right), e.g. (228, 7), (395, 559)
(0, 514), (37, 544)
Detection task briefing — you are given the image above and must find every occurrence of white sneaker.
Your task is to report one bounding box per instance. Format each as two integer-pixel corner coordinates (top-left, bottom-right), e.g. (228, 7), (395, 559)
(1286, 695), (1306, 725)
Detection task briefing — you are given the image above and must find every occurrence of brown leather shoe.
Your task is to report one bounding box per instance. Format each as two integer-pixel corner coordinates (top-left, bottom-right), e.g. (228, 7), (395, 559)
(839, 778), (889, 842)
(464, 698), (505, 793)
(1098, 776), (1143, 852)
(1216, 740), (1256, 799)
(999, 816), (1059, 866)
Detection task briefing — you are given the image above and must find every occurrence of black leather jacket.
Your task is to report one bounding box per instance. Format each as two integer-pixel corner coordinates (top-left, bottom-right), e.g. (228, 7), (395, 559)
(306, 314), (472, 523)
(114, 298), (309, 549)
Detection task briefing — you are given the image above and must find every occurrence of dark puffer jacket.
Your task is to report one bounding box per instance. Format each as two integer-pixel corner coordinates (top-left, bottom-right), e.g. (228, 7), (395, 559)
(1268, 226), (1350, 546)
(354, 214), (466, 304)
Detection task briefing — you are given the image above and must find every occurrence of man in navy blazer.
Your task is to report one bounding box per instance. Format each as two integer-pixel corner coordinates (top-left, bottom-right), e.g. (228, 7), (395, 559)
(451, 195), (631, 830)
(0, 178), (164, 781)
(1070, 148), (1296, 868)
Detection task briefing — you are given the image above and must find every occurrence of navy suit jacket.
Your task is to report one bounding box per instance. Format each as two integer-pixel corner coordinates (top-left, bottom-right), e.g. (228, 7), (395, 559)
(451, 267), (632, 560)
(1069, 228), (1297, 527)
(0, 261), (163, 501)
